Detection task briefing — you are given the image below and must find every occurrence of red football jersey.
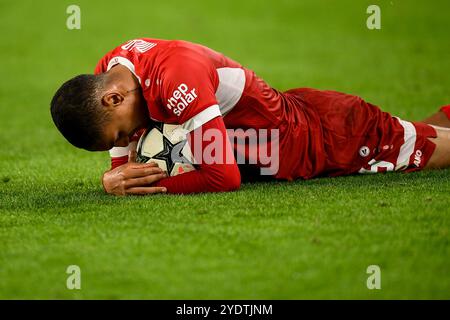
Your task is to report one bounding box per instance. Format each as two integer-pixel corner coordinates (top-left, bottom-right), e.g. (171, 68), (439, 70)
(95, 38), (300, 180)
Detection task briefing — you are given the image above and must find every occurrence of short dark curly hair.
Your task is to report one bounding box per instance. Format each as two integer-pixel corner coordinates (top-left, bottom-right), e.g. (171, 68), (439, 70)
(50, 74), (109, 151)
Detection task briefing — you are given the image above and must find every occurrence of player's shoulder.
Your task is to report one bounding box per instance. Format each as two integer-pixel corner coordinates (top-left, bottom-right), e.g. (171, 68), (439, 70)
(94, 38), (170, 74)
(94, 38), (213, 74)
(157, 40), (218, 76)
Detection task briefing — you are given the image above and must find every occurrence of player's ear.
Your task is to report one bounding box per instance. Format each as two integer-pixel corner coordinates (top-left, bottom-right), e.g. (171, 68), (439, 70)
(101, 91), (124, 108)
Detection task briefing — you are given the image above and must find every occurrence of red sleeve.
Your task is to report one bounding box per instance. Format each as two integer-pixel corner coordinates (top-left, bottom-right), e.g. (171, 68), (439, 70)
(158, 47), (219, 123)
(153, 116), (241, 194)
(440, 105), (450, 120)
(111, 155), (128, 169)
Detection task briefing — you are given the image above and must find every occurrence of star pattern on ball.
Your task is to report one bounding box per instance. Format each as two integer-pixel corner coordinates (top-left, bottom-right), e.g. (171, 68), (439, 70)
(152, 121), (164, 132)
(135, 122), (193, 175)
(135, 122), (164, 164)
(152, 136), (191, 174)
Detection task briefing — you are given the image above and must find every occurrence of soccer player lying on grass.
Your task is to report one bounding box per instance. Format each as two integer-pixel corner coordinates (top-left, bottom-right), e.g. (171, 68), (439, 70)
(50, 38), (450, 196)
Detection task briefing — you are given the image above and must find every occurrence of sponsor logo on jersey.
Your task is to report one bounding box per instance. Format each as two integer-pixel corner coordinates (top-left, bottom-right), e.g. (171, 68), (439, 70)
(166, 83), (198, 116)
(121, 39), (157, 53)
(413, 149), (422, 167)
(359, 146), (370, 157)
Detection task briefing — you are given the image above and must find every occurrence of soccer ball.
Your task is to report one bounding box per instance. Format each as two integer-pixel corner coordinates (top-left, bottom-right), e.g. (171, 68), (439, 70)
(135, 122), (196, 176)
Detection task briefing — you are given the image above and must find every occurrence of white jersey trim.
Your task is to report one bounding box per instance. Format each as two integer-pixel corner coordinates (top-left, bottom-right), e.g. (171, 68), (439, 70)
(215, 67), (245, 116)
(109, 146), (130, 158)
(181, 104), (221, 132)
(106, 56), (141, 84)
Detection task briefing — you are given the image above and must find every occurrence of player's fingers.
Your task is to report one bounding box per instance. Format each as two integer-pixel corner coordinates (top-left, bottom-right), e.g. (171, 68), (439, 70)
(125, 186), (168, 195)
(128, 141), (137, 162)
(124, 172), (167, 188)
(124, 166), (164, 179)
(128, 150), (137, 163)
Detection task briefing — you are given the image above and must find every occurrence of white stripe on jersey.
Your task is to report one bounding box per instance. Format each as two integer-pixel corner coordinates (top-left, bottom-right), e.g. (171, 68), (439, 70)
(215, 67), (246, 116)
(107, 56), (141, 84)
(109, 145), (130, 158)
(395, 117), (417, 171)
(181, 104), (221, 132)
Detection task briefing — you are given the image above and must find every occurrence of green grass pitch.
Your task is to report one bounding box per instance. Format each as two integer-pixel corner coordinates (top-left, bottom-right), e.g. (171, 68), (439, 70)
(0, 0), (449, 299)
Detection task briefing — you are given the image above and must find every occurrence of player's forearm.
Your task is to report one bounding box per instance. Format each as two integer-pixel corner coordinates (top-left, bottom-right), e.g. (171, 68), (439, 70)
(154, 162), (241, 194)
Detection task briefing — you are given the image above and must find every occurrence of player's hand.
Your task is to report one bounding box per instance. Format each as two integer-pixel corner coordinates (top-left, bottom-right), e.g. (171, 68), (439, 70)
(102, 162), (168, 196)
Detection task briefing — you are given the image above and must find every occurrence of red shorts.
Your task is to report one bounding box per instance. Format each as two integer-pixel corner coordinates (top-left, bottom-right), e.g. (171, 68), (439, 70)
(280, 88), (437, 179)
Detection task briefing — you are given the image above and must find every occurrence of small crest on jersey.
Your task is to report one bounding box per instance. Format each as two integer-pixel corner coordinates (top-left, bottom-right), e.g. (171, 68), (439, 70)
(121, 39), (157, 53)
(359, 146), (370, 157)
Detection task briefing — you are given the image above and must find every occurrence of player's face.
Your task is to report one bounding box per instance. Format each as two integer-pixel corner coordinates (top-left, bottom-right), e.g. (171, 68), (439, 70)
(95, 89), (149, 151)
